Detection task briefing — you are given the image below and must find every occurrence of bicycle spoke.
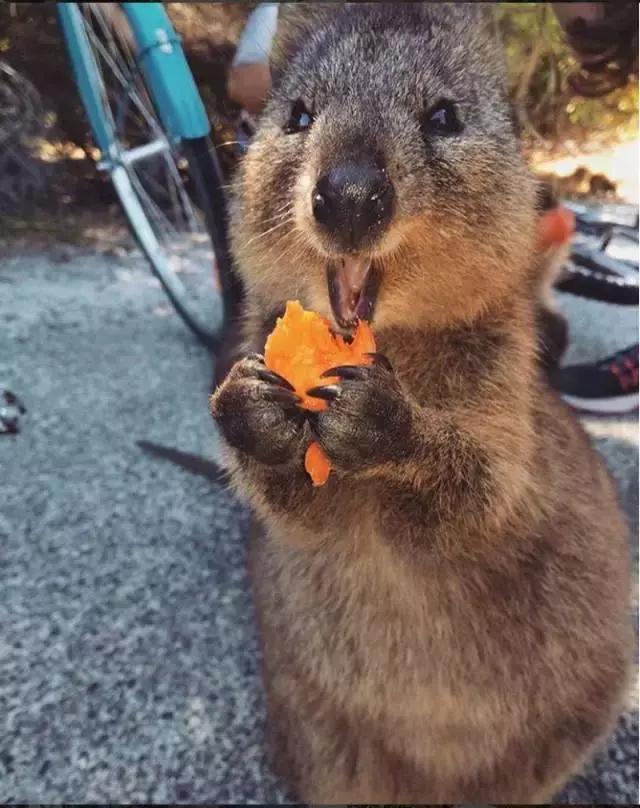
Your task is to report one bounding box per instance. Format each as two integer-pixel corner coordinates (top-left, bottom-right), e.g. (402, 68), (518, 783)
(164, 161), (183, 231)
(134, 160), (187, 234)
(159, 152), (202, 232)
(88, 30), (157, 134)
(83, 9), (160, 137)
(129, 166), (183, 244)
(130, 148), (203, 238)
(92, 4), (139, 76)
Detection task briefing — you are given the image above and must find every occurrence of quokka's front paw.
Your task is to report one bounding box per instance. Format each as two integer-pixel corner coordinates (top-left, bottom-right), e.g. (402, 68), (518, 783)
(210, 354), (306, 465)
(307, 353), (413, 472)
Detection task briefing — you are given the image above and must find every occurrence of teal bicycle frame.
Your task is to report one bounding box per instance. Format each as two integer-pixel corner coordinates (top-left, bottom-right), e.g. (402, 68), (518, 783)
(57, 2), (210, 156)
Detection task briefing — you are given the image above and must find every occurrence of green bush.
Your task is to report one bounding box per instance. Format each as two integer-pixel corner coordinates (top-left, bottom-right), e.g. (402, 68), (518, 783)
(496, 3), (638, 147)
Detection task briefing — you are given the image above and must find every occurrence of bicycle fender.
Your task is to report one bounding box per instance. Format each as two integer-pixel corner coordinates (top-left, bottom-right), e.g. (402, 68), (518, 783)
(122, 3), (210, 141)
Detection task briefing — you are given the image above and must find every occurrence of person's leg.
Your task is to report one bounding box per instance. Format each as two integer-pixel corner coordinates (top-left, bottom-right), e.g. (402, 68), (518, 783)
(227, 3), (279, 115)
(553, 2), (638, 94)
(534, 185), (574, 371)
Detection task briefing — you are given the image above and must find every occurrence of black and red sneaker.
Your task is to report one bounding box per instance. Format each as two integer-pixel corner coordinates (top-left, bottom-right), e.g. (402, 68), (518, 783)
(550, 344), (639, 415)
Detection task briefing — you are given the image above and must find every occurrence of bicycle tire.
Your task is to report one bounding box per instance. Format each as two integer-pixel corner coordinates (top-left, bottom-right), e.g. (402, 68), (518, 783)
(181, 137), (244, 326)
(556, 262), (639, 305)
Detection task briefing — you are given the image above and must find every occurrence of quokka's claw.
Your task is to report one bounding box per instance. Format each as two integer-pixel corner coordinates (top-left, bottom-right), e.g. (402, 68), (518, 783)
(255, 367), (296, 391)
(306, 384), (341, 402)
(262, 387), (302, 407)
(321, 364), (369, 381)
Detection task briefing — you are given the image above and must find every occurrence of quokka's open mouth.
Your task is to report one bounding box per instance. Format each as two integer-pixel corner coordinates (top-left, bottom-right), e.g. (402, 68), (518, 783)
(327, 256), (381, 331)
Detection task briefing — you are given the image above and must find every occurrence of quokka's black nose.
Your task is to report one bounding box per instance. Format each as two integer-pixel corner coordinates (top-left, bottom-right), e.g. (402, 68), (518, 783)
(312, 157), (393, 252)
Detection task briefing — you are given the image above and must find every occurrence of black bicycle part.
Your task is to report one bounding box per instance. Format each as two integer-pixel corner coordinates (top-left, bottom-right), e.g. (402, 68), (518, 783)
(181, 136), (244, 329)
(553, 203), (639, 305)
(556, 263), (638, 305)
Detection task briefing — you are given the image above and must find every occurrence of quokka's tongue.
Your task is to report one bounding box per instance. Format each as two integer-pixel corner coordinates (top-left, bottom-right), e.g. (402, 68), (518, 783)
(328, 257), (372, 329)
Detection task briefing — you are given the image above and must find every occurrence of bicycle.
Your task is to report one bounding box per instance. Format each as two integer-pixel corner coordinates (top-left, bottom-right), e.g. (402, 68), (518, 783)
(558, 202), (639, 306)
(546, 200), (639, 413)
(57, 2), (241, 350)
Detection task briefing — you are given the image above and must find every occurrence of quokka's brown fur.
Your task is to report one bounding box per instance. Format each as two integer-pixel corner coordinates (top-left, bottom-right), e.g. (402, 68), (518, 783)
(210, 4), (633, 802)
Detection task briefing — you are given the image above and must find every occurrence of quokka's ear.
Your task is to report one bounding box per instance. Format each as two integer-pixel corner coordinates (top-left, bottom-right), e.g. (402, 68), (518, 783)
(270, 3), (340, 79)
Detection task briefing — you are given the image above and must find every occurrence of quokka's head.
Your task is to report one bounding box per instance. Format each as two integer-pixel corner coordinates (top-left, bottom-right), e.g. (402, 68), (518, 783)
(231, 3), (537, 333)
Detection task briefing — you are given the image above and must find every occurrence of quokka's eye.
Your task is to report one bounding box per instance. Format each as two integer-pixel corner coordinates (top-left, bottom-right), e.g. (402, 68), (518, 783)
(422, 99), (463, 137)
(284, 99), (314, 134)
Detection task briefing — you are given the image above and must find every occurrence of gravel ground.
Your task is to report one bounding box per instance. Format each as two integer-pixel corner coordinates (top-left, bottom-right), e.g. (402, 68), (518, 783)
(0, 245), (637, 803)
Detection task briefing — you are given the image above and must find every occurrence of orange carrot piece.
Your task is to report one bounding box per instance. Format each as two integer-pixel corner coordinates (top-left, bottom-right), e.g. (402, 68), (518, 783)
(304, 442), (332, 487)
(264, 300), (376, 484)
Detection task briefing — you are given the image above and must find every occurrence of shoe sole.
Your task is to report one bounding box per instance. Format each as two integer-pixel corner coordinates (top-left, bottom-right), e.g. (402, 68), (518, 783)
(561, 391), (639, 415)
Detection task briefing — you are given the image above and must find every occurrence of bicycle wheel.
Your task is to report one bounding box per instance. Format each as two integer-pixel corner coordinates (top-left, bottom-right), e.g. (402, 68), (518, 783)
(74, 4), (230, 348)
(556, 262), (639, 305)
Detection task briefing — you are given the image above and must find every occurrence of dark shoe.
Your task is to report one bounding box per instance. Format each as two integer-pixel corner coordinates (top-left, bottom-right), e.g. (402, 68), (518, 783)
(550, 344), (639, 415)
